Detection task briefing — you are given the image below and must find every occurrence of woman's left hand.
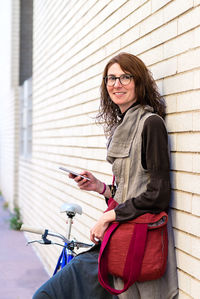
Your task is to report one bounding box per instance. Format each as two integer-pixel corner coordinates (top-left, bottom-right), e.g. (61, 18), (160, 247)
(90, 210), (116, 244)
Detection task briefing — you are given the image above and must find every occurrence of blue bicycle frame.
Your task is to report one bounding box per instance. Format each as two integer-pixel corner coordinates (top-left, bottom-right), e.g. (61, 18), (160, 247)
(53, 242), (73, 275)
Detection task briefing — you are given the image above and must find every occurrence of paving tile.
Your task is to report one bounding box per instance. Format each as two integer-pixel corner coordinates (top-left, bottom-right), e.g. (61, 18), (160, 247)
(0, 197), (49, 299)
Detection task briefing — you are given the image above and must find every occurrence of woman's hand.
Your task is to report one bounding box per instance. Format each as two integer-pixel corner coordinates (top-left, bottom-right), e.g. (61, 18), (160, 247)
(90, 210), (116, 244)
(69, 171), (105, 194)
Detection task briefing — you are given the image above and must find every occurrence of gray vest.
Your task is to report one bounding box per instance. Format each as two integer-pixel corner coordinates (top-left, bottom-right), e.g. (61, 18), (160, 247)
(107, 105), (154, 204)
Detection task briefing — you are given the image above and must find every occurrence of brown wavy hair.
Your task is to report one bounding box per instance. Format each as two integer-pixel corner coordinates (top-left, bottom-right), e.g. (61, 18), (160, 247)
(97, 52), (166, 136)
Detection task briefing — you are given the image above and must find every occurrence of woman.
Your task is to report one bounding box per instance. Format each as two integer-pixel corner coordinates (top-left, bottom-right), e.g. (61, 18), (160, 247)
(33, 53), (178, 299)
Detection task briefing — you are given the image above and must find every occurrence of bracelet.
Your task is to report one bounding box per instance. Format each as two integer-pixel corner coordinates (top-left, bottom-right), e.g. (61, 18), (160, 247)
(99, 183), (106, 195)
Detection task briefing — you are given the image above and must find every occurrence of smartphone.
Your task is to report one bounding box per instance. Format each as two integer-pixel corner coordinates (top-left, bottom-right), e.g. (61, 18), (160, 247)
(59, 167), (90, 181)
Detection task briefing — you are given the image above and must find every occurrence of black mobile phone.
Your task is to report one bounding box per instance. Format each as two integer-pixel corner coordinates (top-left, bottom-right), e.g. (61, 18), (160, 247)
(59, 167), (90, 181)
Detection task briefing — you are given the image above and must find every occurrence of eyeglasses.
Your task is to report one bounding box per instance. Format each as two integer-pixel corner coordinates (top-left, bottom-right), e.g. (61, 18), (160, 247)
(104, 74), (133, 86)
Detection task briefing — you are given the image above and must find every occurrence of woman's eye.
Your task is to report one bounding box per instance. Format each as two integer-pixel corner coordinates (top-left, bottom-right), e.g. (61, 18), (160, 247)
(122, 74), (130, 79)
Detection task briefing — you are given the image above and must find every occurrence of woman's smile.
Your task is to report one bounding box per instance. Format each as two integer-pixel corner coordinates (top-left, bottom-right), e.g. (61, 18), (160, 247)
(113, 91), (126, 97)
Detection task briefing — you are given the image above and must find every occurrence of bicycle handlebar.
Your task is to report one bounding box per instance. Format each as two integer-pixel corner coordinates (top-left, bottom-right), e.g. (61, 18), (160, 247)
(21, 224), (93, 249)
(21, 225), (45, 235)
(21, 224), (68, 243)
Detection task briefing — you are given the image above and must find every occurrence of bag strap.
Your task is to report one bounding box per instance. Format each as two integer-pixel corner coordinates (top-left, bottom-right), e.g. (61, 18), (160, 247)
(98, 222), (148, 295)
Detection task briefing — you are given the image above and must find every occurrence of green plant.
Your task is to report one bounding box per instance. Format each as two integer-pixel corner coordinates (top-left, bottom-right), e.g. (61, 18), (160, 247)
(10, 207), (23, 230)
(3, 201), (9, 209)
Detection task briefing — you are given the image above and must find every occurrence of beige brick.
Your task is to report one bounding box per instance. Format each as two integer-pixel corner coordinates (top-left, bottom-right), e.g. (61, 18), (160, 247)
(177, 91), (200, 112)
(175, 172), (200, 195)
(193, 111), (200, 132)
(131, 0), (148, 11)
(176, 249), (200, 280)
(178, 290), (193, 299)
(174, 229), (200, 259)
(168, 133), (177, 151)
(176, 133), (200, 152)
(131, 20), (177, 54)
(172, 209), (200, 237)
(174, 229), (192, 255)
(106, 37), (121, 56)
(166, 112), (193, 133)
(193, 154), (200, 173)
(151, 0), (171, 13)
(150, 19), (177, 46)
(163, 71), (195, 95)
(178, 6), (200, 35)
(139, 44), (163, 66)
(177, 269), (191, 296)
(194, 68), (200, 90)
(191, 277), (200, 299)
(120, 25), (140, 48)
(178, 271), (200, 299)
(163, 31), (194, 59)
(102, 18), (131, 48)
(129, 1), (151, 28)
(165, 95), (177, 113)
(150, 56), (177, 80)
(139, 7), (163, 36)
(170, 152), (193, 172)
(155, 79), (163, 96)
(191, 234), (200, 259)
(171, 190), (192, 212)
(178, 48), (200, 73)
(194, 26), (200, 47)
(192, 195), (200, 217)
(164, 0), (193, 24)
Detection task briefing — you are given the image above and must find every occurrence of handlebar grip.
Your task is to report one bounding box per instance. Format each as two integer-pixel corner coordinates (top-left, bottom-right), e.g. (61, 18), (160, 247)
(20, 224), (45, 235)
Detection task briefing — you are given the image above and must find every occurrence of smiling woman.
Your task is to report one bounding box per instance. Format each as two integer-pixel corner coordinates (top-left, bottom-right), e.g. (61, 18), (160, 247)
(105, 64), (137, 113)
(98, 52), (165, 137)
(32, 53), (178, 299)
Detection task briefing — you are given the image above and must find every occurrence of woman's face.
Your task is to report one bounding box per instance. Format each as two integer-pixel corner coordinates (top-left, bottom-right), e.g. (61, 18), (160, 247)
(106, 63), (137, 113)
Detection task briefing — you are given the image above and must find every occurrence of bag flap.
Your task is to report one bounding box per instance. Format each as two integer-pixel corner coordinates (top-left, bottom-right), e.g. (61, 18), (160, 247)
(132, 212), (168, 229)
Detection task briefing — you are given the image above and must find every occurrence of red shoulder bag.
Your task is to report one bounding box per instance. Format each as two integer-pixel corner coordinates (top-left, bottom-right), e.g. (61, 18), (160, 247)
(98, 197), (168, 295)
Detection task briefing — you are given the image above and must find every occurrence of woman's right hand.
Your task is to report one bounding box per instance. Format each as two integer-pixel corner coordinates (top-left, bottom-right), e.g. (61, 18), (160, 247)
(69, 170), (104, 194)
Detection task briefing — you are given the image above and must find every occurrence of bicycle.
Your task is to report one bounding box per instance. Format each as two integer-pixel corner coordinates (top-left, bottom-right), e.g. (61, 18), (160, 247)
(20, 202), (93, 275)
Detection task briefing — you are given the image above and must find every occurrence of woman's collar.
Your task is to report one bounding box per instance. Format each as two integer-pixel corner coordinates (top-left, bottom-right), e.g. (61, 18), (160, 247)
(118, 102), (139, 119)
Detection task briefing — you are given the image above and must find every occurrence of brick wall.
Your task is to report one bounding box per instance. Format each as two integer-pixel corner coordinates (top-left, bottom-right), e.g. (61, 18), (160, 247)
(0, 0), (20, 210)
(14, 0), (200, 297)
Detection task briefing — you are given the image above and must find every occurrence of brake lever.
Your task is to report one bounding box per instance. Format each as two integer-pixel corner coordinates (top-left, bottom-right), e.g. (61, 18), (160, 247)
(27, 239), (52, 246)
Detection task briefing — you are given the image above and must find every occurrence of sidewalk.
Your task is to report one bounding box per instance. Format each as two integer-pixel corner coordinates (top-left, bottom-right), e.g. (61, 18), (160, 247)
(0, 197), (49, 299)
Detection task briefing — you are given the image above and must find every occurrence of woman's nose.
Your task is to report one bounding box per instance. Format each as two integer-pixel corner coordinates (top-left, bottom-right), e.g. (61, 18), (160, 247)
(114, 78), (122, 87)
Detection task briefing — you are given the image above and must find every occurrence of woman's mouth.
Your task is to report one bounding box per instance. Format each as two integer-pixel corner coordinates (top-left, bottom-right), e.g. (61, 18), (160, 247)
(113, 92), (125, 96)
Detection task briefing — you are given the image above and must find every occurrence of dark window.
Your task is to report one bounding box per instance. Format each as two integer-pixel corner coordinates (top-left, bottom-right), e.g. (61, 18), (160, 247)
(19, 0), (33, 86)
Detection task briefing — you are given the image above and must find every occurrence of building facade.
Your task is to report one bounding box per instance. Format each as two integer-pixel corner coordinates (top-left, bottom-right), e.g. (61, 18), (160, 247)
(0, 0), (200, 297)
